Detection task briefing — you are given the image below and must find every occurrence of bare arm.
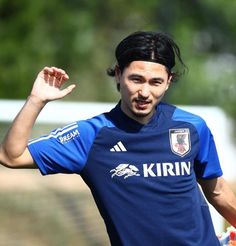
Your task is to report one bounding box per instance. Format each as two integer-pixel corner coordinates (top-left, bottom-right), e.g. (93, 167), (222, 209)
(199, 176), (236, 227)
(0, 66), (76, 168)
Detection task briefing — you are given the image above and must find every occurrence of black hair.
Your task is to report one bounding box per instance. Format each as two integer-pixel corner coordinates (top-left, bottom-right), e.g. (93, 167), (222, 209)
(107, 31), (187, 83)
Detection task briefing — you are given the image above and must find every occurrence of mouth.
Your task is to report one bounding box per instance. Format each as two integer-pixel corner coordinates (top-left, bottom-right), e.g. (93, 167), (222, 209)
(134, 99), (151, 110)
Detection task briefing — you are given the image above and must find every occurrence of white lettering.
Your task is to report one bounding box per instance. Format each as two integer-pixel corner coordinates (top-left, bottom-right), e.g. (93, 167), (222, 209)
(175, 162), (180, 176)
(143, 163), (156, 177)
(181, 161), (191, 175)
(156, 163), (162, 176)
(162, 163), (175, 176)
(59, 129), (80, 144)
(142, 161), (191, 177)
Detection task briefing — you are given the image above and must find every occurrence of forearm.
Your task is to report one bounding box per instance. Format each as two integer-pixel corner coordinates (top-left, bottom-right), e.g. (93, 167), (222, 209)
(199, 177), (236, 227)
(209, 184), (236, 227)
(1, 95), (46, 163)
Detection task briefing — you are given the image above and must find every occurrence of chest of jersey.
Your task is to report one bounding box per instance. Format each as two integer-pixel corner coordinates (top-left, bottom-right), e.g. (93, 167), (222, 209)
(81, 121), (199, 194)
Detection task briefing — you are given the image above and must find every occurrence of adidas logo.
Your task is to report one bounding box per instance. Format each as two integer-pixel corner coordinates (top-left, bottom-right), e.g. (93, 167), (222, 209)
(110, 141), (127, 152)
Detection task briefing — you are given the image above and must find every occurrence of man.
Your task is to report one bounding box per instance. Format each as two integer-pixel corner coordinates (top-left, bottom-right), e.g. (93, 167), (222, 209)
(0, 31), (236, 245)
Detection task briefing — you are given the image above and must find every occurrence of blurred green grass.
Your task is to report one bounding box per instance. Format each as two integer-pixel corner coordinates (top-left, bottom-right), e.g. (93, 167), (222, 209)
(0, 191), (109, 246)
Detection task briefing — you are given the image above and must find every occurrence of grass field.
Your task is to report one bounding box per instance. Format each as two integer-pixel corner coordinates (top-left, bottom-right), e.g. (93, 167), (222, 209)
(0, 189), (110, 246)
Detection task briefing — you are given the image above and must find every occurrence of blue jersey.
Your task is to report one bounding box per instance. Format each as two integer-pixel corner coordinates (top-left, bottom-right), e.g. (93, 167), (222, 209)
(28, 102), (222, 246)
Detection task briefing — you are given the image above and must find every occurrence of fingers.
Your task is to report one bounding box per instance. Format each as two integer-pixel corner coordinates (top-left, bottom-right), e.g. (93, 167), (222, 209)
(42, 66), (69, 87)
(43, 66), (68, 78)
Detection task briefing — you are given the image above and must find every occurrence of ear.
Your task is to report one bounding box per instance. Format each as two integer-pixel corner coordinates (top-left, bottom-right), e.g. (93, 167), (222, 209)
(115, 65), (121, 79)
(165, 79), (171, 91)
(115, 65), (121, 91)
(165, 74), (172, 91)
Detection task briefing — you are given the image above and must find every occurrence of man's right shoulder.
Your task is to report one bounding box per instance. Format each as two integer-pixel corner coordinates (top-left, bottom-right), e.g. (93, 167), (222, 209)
(78, 112), (116, 132)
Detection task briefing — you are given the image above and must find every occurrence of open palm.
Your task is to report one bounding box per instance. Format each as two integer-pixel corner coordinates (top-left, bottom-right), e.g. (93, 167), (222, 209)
(31, 66), (76, 103)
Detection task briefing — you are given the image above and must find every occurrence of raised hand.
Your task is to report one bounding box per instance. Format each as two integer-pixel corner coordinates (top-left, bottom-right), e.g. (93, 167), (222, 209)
(30, 66), (76, 104)
(0, 66), (76, 168)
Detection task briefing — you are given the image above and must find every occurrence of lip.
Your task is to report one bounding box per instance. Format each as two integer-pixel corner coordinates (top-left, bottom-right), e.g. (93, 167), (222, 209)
(134, 99), (151, 109)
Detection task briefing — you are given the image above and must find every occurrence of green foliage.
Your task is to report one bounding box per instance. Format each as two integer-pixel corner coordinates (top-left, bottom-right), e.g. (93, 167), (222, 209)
(0, 0), (235, 123)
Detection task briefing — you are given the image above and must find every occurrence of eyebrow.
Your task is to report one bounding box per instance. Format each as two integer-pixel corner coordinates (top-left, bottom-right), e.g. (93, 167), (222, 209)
(128, 74), (142, 78)
(128, 74), (165, 82)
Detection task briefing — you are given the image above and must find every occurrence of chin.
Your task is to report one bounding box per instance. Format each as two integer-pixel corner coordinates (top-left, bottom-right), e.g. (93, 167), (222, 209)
(133, 110), (152, 118)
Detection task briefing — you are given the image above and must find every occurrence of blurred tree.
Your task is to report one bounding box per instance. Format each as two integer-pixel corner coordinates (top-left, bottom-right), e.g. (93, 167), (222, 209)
(0, 0), (235, 126)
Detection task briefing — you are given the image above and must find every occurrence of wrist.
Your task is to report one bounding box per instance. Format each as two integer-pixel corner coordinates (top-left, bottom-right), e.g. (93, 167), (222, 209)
(27, 95), (47, 109)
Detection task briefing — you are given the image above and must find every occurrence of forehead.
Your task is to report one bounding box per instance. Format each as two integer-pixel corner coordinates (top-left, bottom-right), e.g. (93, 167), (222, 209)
(123, 61), (168, 77)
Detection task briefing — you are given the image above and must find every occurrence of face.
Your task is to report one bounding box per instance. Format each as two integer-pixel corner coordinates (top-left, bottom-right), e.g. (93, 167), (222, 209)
(116, 61), (172, 124)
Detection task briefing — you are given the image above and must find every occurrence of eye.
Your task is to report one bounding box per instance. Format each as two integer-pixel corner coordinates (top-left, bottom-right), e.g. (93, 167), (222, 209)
(151, 79), (164, 86)
(132, 78), (141, 83)
(129, 76), (143, 83)
(151, 81), (161, 86)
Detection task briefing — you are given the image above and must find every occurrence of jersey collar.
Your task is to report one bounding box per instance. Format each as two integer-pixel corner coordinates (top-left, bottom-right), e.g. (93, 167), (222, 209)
(108, 101), (162, 132)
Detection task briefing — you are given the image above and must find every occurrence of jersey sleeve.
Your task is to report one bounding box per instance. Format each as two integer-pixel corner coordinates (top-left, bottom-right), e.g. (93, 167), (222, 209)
(172, 107), (223, 179)
(28, 120), (97, 175)
(194, 118), (223, 179)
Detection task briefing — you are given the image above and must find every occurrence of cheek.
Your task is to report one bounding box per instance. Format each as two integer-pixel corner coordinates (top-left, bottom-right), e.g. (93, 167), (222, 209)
(119, 84), (129, 98)
(152, 86), (169, 98)
(120, 82), (136, 96)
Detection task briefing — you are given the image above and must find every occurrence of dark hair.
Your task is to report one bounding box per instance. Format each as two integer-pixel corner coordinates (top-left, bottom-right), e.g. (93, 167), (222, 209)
(107, 31), (187, 82)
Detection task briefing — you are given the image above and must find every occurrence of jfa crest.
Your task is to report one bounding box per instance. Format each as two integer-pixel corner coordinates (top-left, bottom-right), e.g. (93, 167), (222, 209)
(169, 128), (191, 157)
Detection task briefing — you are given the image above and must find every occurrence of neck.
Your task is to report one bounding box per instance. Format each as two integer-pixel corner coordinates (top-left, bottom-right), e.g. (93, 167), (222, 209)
(120, 102), (155, 125)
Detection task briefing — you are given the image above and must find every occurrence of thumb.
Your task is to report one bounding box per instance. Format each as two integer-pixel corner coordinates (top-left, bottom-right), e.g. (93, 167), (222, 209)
(60, 84), (76, 98)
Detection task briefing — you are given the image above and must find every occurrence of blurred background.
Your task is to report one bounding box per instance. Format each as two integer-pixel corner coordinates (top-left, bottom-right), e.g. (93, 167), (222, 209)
(0, 0), (236, 245)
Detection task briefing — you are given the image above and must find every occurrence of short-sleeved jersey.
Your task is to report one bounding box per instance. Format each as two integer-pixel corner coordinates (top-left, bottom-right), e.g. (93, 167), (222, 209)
(28, 102), (222, 246)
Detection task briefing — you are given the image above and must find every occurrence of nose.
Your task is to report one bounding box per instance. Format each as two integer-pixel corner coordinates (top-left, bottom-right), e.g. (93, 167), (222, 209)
(138, 84), (150, 99)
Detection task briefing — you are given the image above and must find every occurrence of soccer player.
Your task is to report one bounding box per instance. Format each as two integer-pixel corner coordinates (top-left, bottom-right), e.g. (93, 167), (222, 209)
(0, 31), (236, 245)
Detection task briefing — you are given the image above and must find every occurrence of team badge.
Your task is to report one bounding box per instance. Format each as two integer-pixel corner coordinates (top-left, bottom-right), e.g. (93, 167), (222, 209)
(169, 128), (191, 157)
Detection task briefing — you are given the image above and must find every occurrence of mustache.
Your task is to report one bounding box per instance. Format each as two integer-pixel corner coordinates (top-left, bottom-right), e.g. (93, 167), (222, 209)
(134, 98), (152, 103)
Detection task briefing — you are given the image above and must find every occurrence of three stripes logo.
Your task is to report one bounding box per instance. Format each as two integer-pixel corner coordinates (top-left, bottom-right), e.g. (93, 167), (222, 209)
(110, 141), (127, 152)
